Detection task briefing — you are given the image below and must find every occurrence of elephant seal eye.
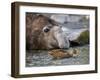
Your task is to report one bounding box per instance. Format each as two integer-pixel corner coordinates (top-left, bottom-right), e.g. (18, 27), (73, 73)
(44, 28), (50, 32)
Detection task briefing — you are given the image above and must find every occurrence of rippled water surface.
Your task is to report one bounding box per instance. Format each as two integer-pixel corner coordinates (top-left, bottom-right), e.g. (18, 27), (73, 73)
(26, 45), (89, 67)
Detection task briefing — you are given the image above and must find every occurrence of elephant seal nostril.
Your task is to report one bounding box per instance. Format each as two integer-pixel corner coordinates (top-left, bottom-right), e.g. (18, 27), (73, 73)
(44, 28), (50, 32)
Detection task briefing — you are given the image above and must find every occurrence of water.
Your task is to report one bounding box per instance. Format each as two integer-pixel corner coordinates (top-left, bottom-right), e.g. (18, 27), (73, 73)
(26, 22), (89, 67)
(62, 22), (89, 29)
(26, 45), (89, 67)
(25, 14), (90, 67)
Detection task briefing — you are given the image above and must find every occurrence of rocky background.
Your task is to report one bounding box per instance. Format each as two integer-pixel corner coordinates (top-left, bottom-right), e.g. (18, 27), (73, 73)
(26, 13), (90, 67)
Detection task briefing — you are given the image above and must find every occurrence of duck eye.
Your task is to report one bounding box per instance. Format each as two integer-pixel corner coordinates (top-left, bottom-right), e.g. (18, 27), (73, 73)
(44, 28), (50, 32)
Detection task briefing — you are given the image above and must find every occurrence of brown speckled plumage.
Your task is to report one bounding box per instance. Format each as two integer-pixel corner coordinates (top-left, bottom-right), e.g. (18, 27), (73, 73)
(48, 49), (80, 59)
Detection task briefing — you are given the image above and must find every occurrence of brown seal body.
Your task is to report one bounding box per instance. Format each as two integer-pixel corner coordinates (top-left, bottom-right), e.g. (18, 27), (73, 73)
(48, 49), (80, 59)
(26, 14), (70, 50)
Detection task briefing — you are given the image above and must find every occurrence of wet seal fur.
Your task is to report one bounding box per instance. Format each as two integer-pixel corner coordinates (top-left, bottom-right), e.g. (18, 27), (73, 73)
(26, 14), (70, 50)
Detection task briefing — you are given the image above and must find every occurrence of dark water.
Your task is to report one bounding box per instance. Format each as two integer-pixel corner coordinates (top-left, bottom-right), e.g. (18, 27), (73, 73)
(26, 45), (89, 67)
